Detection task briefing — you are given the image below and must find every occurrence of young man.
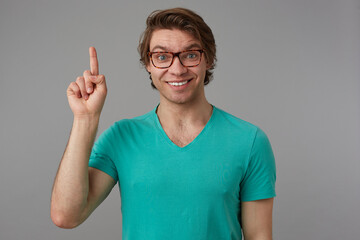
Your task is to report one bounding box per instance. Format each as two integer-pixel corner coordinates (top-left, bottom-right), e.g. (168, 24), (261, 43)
(51, 8), (276, 240)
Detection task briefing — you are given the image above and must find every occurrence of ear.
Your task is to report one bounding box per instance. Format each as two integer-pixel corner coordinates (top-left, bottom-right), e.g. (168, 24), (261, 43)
(146, 63), (151, 73)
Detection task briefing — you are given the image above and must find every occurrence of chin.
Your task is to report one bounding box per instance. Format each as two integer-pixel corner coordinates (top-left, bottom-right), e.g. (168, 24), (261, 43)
(166, 93), (198, 105)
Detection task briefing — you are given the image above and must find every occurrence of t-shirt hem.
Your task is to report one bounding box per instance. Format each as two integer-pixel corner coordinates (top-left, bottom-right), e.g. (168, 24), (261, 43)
(88, 161), (118, 182)
(241, 193), (276, 202)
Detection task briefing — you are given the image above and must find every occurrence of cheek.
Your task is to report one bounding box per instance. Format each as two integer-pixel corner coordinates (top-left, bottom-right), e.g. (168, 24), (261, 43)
(154, 68), (167, 76)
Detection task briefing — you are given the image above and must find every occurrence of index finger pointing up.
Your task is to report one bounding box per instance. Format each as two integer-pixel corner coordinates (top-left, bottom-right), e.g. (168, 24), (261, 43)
(89, 46), (99, 75)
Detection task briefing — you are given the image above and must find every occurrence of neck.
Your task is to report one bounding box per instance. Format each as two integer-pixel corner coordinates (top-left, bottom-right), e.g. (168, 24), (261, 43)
(156, 98), (213, 128)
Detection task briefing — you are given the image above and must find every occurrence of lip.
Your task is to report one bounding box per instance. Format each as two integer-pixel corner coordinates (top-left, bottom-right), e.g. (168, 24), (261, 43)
(166, 78), (192, 83)
(166, 78), (193, 90)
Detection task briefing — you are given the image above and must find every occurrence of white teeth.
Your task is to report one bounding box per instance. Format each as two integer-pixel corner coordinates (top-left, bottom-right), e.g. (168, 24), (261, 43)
(168, 80), (189, 86)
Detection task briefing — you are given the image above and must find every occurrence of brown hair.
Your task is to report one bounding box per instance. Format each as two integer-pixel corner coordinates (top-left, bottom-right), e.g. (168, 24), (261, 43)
(138, 8), (217, 89)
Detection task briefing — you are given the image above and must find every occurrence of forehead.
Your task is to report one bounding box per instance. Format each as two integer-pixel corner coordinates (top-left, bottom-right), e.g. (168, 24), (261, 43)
(149, 29), (201, 52)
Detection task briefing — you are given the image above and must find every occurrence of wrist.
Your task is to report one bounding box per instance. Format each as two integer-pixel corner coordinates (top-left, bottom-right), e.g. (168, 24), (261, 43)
(72, 115), (100, 132)
(73, 113), (100, 124)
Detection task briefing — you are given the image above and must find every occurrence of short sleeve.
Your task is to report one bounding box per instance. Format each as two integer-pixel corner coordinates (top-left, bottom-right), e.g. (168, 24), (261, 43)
(240, 127), (276, 201)
(89, 124), (119, 182)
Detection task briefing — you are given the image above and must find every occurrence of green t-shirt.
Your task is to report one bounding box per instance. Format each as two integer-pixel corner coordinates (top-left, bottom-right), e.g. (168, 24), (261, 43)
(89, 105), (276, 240)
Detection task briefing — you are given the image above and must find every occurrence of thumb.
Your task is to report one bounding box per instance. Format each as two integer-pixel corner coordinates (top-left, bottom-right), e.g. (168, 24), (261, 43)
(89, 74), (106, 85)
(89, 75), (107, 94)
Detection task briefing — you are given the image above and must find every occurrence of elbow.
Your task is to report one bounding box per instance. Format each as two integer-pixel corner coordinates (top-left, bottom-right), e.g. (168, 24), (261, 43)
(50, 209), (82, 229)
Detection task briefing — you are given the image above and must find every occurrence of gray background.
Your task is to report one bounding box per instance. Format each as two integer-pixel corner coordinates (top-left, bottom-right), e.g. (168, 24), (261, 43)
(0, 0), (359, 239)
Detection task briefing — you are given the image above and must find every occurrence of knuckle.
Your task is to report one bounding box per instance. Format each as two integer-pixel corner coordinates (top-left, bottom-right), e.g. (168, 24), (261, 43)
(68, 82), (80, 94)
(69, 82), (78, 90)
(83, 70), (91, 76)
(76, 76), (84, 83)
(70, 82), (77, 88)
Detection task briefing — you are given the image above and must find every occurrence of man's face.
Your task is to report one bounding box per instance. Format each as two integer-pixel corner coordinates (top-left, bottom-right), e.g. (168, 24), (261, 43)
(146, 29), (209, 105)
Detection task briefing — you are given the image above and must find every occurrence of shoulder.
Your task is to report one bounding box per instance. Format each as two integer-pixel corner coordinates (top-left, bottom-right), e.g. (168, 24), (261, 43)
(213, 106), (260, 136)
(114, 109), (154, 128)
(101, 108), (155, 139)
(212, 106), (273, 149)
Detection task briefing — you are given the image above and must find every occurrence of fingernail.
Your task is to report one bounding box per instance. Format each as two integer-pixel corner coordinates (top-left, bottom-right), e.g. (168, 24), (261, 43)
(84, 95), (88, 100)
(87, 87), (92, 93)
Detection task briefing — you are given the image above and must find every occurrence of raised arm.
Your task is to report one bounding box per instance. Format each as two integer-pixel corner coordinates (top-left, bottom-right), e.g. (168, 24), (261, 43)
(50, 47), (116, 229)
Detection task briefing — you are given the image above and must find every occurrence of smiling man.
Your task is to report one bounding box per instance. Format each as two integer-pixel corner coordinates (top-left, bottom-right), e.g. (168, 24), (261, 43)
(51, 8), (276, 240)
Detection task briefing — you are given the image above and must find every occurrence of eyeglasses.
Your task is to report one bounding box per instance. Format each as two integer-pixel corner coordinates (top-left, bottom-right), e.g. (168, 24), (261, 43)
(148, 49), (205, 69)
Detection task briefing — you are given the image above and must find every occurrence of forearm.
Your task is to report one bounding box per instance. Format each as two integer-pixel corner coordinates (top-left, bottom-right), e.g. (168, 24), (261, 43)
(51, 116), (99, 226)
(242, 198), (274, 240)
(243, 235), (272, 240)
(243, 219), (272, 240)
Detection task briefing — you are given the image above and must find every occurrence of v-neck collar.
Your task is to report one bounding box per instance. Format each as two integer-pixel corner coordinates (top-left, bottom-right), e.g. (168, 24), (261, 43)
(152, 104), (216, 151)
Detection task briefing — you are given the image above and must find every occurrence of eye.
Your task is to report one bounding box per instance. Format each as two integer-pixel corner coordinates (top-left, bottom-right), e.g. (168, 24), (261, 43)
(153, 53), (171, 62)
(158, 55), (167, 61)
(185, 52), (199, 59)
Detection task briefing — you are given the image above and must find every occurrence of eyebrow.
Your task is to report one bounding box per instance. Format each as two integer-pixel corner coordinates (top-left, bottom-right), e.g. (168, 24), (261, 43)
(150, 43), (202, 52)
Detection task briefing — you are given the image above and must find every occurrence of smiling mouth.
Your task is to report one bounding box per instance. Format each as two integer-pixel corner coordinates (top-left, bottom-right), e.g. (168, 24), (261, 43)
(167, 79), (192, 86)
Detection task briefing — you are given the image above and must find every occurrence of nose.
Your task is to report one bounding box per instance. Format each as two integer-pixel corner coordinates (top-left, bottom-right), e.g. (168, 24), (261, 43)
(168, 55), (188, 75)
